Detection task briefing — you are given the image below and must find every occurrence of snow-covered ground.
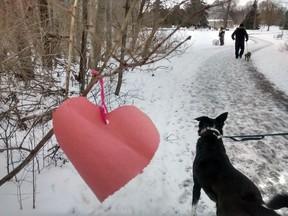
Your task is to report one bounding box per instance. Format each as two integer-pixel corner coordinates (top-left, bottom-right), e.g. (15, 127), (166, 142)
(1, 26), (288, 216)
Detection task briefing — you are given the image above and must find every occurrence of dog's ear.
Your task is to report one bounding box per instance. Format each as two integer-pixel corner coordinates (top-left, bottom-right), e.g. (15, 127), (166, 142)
(195, 116), (209, 122)
(216, 112), (228, 124)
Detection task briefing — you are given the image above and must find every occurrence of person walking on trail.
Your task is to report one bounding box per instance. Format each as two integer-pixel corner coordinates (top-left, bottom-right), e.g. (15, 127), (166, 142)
(219, 27), (225, 46)
(231, 23), (249, 59)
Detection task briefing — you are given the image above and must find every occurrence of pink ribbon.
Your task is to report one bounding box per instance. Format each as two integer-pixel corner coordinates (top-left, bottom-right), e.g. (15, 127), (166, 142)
(91, 70), (108, 124)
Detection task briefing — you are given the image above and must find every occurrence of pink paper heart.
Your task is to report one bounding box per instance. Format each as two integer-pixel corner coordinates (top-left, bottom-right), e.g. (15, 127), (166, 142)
(52, 97), (160, 202)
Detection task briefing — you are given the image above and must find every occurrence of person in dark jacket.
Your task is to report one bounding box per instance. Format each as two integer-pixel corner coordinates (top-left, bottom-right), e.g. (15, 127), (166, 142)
(219, 27), (225, 45)
(231, 23), (249, 59)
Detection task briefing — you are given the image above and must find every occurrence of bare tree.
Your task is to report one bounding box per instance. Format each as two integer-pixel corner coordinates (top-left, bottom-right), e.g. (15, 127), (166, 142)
(7, 0), (35, 80)
(115, 0), (131, 96)
(38, 0), (53, 69)
(258, 0), (284, 30)
(223, 0), (233, 28)
(65, 0), (78, 99)
(78, 0), (89, 93)
(90, 0), (107, 69)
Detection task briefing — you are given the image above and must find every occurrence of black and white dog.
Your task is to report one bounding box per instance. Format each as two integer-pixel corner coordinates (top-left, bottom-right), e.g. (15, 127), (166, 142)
(192, 112), (288, 216)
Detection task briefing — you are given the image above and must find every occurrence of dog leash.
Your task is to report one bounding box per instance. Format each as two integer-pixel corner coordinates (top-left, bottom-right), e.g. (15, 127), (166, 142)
(223, 132), (288, 142)
(245, 41), (249, 54)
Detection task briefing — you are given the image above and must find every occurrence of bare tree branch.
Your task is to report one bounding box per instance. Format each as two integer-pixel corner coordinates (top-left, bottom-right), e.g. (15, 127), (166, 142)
(0, 129), (54, 186)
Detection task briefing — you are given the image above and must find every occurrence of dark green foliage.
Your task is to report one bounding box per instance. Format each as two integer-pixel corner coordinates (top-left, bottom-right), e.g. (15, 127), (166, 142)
(181, 0), (209, 28)
(284, 11), (288, 30)
(243, 0), (260, 29)
(147, 0), (209, 28)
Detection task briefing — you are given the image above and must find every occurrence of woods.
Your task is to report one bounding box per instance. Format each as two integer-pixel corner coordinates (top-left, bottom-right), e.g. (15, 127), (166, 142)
(0, 0), (195, 208)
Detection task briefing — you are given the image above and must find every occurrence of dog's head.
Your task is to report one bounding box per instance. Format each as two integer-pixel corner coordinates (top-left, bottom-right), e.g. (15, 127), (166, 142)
(195, 112), (228, 137)
(245, 52), (251, 59)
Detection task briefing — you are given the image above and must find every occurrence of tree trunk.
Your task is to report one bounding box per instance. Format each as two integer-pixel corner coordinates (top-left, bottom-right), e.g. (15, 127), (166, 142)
(65, 0), (78, 99)
(253, 0), (258, 30)
(12, 0), (35, 80)
(131, 0), (145, 52)
(79, 0), (89, 93)
(115, 0), (130, 96)
(38, 0), (53, 69)
(143, 0), (160, 58)
(90, 0), (107, 69)
(266, 0), (274, 32)
(223, 0), (232, 29)
(106, 0), (113, 51)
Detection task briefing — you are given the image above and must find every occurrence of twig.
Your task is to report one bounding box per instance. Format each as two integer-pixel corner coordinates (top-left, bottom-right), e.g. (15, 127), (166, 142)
(0, 147), (32, 153)
(0, 129), (54, 187)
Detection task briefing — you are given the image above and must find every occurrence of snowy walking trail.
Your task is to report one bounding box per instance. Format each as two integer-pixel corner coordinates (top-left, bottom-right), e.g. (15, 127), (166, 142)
(1, 28), (288, 216)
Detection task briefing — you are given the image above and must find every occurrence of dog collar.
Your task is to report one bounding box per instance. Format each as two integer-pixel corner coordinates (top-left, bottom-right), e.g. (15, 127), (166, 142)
(199, 127), (222, 139)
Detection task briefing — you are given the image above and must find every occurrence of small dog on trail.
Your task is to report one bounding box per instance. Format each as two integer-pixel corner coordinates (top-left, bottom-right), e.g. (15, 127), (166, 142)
(192, 112), (288, 216)
(245, 51), (251, 61)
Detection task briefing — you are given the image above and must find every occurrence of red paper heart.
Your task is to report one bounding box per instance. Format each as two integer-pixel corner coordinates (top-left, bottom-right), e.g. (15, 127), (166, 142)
(52, 97), (160, 202)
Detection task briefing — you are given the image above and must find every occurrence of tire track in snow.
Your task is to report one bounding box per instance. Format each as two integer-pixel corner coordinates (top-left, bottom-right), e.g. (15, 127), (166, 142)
(188, 38), (288, 215)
